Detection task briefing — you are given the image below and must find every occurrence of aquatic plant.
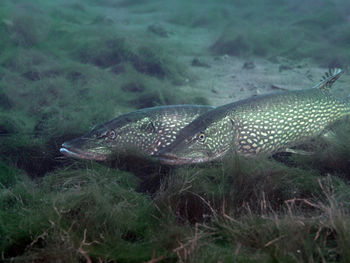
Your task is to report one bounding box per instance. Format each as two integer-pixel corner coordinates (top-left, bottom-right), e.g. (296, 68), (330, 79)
(2, 136), (350, 262)
(289, 120), (350, 180)
(5, 3), (50, 47)
(0, 164), (159, 262)
(0, 159), (22, 188)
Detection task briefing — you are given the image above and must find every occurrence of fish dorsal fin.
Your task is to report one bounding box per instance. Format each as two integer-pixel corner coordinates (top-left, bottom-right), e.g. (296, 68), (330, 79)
(312, 68), (343, 90)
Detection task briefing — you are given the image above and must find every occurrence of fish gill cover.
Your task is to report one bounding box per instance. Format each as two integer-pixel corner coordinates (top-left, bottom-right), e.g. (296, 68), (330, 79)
(1, 0), (350, 262)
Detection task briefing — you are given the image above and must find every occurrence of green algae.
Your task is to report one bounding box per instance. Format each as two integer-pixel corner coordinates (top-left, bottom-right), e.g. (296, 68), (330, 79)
(1, 148), (350, 262)
(0, 164), (160, 262)
(0, 160), (23, 188)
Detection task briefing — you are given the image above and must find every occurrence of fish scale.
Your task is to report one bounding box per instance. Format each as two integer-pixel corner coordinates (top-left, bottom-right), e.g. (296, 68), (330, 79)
(157, 68), (350, 164)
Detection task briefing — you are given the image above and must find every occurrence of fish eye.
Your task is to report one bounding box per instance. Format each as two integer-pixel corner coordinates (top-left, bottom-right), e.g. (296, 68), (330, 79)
(107, 130), (116, 140)
(198, 133), (206, 142)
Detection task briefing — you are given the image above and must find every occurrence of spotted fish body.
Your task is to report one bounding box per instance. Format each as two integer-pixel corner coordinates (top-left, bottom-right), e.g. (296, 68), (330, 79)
(227, 88), (349, 155)
(60, 105), (215, 161)
(157, 69), (350, 165)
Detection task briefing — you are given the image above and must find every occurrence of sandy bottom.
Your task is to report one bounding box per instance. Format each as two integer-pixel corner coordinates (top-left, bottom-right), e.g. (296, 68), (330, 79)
(107, 2), (350, 108)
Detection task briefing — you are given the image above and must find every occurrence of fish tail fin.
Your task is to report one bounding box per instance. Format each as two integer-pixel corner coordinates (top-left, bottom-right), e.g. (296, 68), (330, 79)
(313, 68), (343, 90)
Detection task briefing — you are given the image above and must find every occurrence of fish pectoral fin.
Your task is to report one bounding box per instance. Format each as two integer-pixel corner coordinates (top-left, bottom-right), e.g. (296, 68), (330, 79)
(285, 147), (314, 156)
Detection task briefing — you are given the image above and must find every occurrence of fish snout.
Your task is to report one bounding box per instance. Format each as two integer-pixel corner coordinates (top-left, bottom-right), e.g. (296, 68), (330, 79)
(59, 146), (80, 159)
(60, 140), (81, 159)
(59, 138), (110, 161)
(61, 141), (70, 149)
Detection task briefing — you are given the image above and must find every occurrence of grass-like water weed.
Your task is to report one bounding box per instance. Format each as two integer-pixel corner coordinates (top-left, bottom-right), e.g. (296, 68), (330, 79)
(1, 164), (163, 262)
(2, 146), (350, 262)
(200, 176), (350, 262)
(151, 155), (350, 262)
(289, 120), (350, 180)
(155, 155), (328, 220)
(5, 3), (50, 47)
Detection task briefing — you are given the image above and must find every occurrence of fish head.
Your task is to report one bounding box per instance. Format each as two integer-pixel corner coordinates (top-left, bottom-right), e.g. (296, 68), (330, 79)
(60, 113), (166, 161)
(157, 116), (236, 165)
(60, 124), (119, 161)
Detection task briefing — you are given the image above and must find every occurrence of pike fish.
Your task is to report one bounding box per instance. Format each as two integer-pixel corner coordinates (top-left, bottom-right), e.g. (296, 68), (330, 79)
(157, 68), (349, 165)
(60, 105), (215, 161)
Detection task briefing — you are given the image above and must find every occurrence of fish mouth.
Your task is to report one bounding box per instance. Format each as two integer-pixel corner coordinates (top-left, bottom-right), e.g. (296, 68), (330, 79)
(60, 145), (108, 161)
(156, 148), (229, 165)
(156, 153), (207, 165)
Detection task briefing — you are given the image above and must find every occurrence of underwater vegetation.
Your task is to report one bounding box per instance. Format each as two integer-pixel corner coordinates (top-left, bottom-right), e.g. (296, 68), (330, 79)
(2, 129), (350, 262)
(2, 0), (350, 262)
